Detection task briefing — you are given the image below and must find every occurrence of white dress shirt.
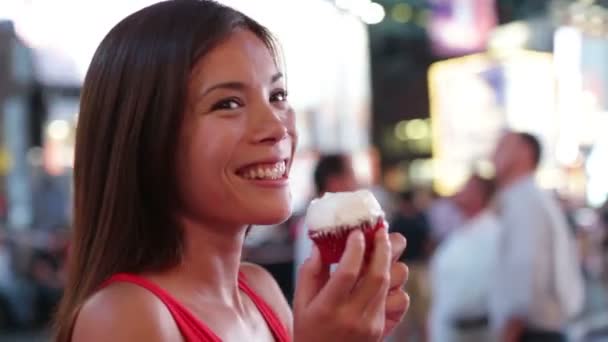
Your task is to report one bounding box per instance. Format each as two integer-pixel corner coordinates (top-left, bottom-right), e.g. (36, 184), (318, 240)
(427, 198), (465, 242)
(490, 176), (584, 332)
(430, 211), (500, 342)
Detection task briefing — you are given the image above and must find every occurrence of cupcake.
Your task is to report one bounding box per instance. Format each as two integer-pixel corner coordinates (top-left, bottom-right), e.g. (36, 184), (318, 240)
(305, 190), (387, 264)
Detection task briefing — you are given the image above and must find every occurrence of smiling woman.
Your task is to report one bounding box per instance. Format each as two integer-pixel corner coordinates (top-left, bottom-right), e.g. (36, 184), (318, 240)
(53, 1), (409, 342)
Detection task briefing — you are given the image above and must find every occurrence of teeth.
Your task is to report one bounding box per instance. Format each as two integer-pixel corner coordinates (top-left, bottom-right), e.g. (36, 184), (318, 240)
(240, 161), (287, 180)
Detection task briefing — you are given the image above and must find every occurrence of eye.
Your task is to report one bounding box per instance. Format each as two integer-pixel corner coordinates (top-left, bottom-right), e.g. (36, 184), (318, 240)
(211, 98), (242, 111)
(270, 89), (288, 103)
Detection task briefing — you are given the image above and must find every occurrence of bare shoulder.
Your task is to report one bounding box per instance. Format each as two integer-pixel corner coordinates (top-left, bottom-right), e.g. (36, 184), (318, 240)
(240, 262), (293, 333)
(71, 282), (183, 342)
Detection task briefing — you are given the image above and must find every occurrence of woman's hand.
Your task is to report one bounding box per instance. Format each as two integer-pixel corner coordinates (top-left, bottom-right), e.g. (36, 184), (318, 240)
(293, 229), (409, 342)
(383, 233), (409, 337)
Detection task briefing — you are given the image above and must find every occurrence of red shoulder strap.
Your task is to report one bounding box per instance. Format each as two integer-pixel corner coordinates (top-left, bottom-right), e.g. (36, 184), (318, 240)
(237, 273), (291, 342)
(102, 273), (290, 342)
(102, 273), (221, 342)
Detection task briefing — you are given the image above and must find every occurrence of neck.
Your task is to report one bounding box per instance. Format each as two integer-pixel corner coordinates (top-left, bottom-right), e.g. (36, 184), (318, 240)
(464, 207), (482, 220)
(158, 215), (247, 307)
(498, 168), (533, 190)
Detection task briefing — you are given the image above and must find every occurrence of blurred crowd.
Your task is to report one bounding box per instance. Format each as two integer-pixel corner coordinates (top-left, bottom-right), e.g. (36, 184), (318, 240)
(247, 131), (608, 342)
(0, 163), (71, 333)
(0, 228), (68, 332)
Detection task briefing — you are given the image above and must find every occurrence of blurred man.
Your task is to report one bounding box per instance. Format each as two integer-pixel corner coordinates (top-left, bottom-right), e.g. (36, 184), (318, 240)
(490, 132), (584, 342)
(426, 194), (464, 243)
(293, 154), (358, 277)
(367, 148), (399, 222)
(389, 190), (432, 342)
(430, 174), (499, 342)
(313, 154), (358, 196)
(392, 191), (432, 266)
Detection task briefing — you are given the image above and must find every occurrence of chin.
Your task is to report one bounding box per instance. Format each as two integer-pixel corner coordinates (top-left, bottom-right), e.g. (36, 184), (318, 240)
(244, 190), (292, 223)
(245, 202), (292, 226)
(253, 209), (292, 225)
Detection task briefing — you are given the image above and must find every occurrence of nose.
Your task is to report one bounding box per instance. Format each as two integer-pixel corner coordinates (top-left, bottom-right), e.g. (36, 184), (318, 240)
(250, 104), (289, 145)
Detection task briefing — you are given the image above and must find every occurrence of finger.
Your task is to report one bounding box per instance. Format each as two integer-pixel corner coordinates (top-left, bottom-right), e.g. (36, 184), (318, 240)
(385, 289), (409, 321)
(389, 233), (406, 263)
(352, 228), (391, 312)
(316, 229), (365, 306)
(294, 245), (330, 309)
(389, 262), (408, 292)
(383, 291), (410, 338)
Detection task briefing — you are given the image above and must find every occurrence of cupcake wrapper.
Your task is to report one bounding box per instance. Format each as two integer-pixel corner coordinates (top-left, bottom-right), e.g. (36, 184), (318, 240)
(309, 217), (386, 264)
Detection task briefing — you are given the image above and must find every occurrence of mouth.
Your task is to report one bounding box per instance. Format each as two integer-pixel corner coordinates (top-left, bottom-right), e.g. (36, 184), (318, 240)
(236, 159), (289, 181)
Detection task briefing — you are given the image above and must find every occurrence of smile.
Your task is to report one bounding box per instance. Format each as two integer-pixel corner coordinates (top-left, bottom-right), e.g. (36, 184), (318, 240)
(237, 160), (288, 181)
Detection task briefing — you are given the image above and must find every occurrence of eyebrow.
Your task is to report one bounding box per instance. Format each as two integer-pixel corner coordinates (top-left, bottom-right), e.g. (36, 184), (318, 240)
(271, 72), (283, 83)
(200, 72), (284, 98)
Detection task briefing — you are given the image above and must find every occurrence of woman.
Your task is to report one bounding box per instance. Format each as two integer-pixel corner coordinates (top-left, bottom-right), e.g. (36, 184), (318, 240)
(54, 1), (409, 341)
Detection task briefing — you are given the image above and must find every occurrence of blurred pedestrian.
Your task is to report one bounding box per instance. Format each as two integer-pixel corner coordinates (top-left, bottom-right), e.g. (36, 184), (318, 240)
(426, 195), (465, 244)
(293, 154), (358, 278)
(490, 132), (584, 342)
(389, 190), (432, 342)
(368, 148), (399, 222)
(429, 174), (499, 342)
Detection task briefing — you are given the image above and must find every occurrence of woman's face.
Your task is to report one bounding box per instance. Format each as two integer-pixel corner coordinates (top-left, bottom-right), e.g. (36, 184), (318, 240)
(177, 29), (297, 228)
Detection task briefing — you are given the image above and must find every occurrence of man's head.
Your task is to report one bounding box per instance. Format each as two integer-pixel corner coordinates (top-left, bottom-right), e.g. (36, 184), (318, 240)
(397, 190), (418, 216)
(492, 131), (541, 185)
(454, 174), (495, 218)
(313, 154), (358, 195)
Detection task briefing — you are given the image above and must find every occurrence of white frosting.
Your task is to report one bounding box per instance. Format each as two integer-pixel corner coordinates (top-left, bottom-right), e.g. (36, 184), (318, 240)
(305, 190), (384, 232)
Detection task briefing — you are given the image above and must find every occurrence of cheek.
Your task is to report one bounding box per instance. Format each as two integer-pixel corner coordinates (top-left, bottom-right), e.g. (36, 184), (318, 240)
(177, 119), (242, 217)
(286, 109), (298, 146)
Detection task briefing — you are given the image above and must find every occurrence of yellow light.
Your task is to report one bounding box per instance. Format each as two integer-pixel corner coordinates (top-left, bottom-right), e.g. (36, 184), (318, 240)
(415, 9), (429, 27)
(413, 138), (432, 153)
(410, 158), (434, 181)
(47, 120), (70, 141)
(361, 2), (385, 25)
(405, 119), (429, 140)
(394, 120), (409, 141)
(476, 160), (495, 179)
(391, 3), (412, 23)
(488, 21), (530, 52)
(0, 148), (12, 174)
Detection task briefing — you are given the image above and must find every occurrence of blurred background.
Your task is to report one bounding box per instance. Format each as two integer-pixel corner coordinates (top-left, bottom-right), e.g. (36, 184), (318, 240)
(1, 0), (608, 341)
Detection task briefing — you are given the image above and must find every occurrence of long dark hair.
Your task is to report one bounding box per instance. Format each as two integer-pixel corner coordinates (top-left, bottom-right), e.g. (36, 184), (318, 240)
(54, 1), (276, 340)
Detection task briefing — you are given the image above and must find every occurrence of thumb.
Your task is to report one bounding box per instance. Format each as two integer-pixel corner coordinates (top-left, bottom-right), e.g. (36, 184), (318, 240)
(294, 245), (329, 310)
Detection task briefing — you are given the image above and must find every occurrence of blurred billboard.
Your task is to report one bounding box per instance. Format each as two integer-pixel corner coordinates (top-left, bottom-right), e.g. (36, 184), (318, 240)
(429, 51), (558, 195)
(428, 0), (497, 57)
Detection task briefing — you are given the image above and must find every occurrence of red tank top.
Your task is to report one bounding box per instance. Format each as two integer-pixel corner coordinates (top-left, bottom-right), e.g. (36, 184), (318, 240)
(101, 273), (291, 342)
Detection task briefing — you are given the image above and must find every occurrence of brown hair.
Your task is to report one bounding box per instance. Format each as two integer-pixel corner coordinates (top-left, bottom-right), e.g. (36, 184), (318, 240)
(516, 132), (542, 169)
(54, 1), (276, 340)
